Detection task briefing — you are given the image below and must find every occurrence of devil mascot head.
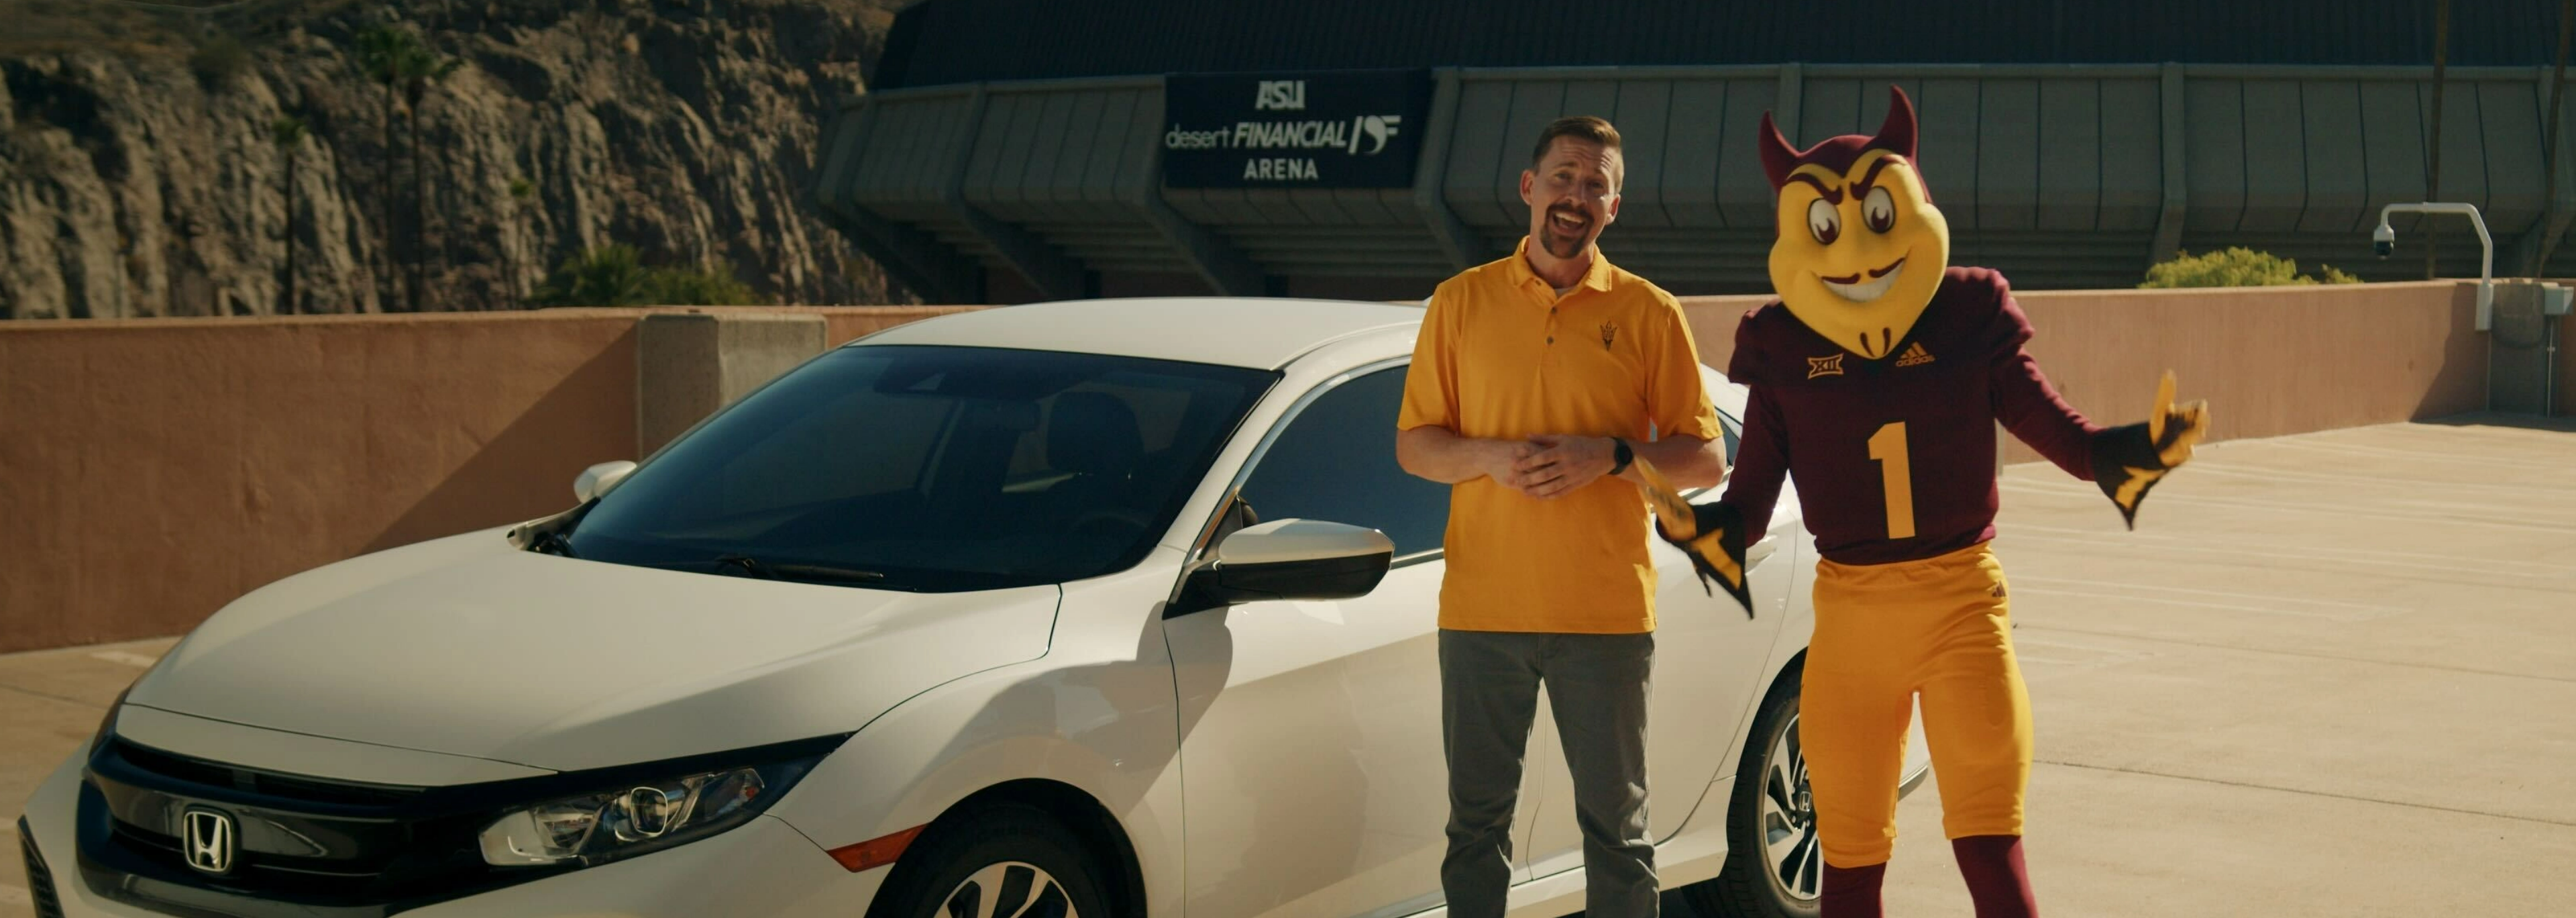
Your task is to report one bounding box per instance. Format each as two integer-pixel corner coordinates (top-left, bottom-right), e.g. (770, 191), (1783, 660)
(1758, 87), (1951, 361)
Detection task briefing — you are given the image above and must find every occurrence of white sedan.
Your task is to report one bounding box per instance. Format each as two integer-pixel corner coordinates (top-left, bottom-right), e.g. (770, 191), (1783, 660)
(17, 298), (1923, 918)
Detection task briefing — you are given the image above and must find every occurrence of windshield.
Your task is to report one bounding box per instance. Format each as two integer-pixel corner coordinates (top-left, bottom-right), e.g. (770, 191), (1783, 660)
(565, 345), (1277, 591)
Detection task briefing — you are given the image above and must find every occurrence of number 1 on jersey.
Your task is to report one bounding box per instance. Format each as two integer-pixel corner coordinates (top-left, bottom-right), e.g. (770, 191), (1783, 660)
(1867, 422), (1916, 540)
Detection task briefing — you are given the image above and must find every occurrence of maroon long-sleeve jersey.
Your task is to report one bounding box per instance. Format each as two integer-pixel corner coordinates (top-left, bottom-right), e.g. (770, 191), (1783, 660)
(1719, 266), (2099, 566)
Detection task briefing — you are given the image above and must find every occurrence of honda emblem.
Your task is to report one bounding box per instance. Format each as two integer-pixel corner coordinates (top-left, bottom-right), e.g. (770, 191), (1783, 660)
(182, 808), (237, 875)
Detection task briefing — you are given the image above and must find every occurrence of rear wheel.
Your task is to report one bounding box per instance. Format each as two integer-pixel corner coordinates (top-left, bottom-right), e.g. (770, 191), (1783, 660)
(869, 803), (1111, 918)
(1686, 666), (1821, 918)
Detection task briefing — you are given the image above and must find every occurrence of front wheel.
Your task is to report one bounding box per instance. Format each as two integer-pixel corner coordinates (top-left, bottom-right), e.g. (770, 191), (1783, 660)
(1686, 666), (1821, 918)
(867, 803), (1112, 918)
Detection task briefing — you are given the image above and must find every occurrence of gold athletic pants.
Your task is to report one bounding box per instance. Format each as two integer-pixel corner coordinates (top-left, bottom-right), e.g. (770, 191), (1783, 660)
(1803, 542), (2032, 868)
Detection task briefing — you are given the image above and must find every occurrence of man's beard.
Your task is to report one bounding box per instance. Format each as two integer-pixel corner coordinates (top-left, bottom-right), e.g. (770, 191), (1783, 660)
(1541, 206), (1595, 258)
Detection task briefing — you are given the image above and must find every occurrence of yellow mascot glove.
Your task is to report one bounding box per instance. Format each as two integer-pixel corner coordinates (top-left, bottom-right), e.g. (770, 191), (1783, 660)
(1634, 457), (1755, 618)
(2088, 371), (2211, 529)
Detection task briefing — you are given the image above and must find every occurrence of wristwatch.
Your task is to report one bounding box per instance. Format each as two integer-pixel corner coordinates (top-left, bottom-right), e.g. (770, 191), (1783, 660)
(1608, 437), (1634, 476)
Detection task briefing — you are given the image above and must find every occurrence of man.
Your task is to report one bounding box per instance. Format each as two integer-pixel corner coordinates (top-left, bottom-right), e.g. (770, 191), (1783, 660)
(1395, 115), (1729, 918)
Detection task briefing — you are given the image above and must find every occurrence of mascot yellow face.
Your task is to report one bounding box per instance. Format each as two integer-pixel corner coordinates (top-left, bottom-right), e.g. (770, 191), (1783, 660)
(1761, 87), (1951, 360)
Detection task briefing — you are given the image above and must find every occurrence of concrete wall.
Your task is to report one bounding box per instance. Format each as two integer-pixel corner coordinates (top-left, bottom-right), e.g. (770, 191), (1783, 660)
(0, 287), (2520, 653)
(2010, 281), (2489, 462)
(1681, 280), (2491, 464)
(0, 307), (976, 654)
(2562, 312), (2576, 416)
(0, 311), (643, 653)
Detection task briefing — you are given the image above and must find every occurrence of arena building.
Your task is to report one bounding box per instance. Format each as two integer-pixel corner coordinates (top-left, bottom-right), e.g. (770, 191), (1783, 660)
(815, 0), (2576, 303)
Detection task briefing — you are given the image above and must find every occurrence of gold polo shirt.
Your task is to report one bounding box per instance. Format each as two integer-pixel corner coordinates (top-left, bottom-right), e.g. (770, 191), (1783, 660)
(1398, 238), (1722, 633)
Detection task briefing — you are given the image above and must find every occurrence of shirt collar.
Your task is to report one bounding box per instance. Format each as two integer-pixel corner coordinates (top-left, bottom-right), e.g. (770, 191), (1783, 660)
(1510, 236), (1617, 296)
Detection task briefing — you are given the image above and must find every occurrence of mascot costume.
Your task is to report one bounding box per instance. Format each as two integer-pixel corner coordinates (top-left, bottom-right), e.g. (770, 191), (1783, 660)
(1635, 87), (2209, 917)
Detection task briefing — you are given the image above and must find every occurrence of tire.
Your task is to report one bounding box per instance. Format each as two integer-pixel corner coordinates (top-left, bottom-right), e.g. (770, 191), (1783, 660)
(1684, 664), (1821, 918)
(867, 803), (1114, 918)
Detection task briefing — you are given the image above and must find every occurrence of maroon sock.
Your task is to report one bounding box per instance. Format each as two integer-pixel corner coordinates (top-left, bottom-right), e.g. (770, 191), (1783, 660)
(1951, 835), (2039, 918)
(1819, 860), (1886, 918)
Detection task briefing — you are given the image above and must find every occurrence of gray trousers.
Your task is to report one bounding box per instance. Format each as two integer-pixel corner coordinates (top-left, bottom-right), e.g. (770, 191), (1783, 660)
(1439, 629), (1656, 918)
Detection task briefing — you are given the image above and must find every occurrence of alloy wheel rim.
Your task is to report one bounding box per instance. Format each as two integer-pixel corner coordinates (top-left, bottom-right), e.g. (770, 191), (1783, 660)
(943, 861), (1077, 918)
(1758, 713), (1822, 903)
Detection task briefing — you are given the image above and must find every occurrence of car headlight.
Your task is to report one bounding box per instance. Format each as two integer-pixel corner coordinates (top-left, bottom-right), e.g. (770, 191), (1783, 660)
(477, 752), (827, 868)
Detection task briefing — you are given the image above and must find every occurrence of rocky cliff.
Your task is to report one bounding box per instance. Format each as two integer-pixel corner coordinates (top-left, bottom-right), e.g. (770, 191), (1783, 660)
(0, 0), (902, 318)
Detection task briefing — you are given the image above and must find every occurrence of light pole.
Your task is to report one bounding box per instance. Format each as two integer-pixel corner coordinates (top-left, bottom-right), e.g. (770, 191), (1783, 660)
(2374, 201), (2493, 330)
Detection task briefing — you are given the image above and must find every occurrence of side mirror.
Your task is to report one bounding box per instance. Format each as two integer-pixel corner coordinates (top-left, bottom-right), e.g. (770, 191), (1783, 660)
(1169, 519), (1395, 617)
(573, 460), (637, 503)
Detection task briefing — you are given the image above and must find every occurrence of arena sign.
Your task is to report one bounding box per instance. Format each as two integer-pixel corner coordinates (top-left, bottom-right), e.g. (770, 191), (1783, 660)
(1162, 70), (1432, 189)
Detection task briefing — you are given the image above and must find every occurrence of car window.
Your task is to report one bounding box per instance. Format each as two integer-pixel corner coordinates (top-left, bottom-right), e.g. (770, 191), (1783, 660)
(566, 345), (1276, 591)
(1236, 366), (1451, 558)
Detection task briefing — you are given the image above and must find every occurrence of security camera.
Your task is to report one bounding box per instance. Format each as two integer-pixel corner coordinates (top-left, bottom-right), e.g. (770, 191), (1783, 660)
(2373, 221), (2396, 259)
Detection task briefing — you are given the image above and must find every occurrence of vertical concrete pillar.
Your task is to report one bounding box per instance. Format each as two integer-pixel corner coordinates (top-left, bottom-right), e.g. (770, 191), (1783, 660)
(2559, 311), (2576, 416)
(2487, 281), (2561, 415)
(637, 311), (828, 456)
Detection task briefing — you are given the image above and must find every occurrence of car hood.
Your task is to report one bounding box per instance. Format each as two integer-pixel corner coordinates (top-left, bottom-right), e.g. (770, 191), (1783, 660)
(125, 527), (1061, 773)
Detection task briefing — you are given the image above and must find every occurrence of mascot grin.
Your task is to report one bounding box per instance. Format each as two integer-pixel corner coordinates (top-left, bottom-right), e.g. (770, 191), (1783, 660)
(1759, 93), (1949, 360)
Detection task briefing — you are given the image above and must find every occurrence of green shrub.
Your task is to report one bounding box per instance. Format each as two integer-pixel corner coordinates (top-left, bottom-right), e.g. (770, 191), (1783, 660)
(529, 245), (655, 307)
(188, 33), (252, 88)
(529, 245), (759, 307)
(647, 265), (757, 305)
(2140, 247), (2361, 289)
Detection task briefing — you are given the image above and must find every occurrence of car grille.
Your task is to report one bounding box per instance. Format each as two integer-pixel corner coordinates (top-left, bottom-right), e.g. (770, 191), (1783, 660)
(113, 740), (423, 807)
(75, 738), (564, 914)
(74, 730), (846, 914)
(19, 818), (66, 918)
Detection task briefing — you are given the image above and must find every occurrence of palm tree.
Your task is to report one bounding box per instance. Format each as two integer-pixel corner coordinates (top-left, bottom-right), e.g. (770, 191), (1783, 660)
(270, 115), (307, 315)
(396, 44), (462, 311)
(355, 25), (413, 311)
(506, 176), (536, 308)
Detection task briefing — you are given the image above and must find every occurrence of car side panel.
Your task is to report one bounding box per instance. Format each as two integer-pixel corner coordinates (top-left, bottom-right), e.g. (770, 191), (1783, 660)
(770, 559), (1191, 918)
(1165, 559), (1452, 918)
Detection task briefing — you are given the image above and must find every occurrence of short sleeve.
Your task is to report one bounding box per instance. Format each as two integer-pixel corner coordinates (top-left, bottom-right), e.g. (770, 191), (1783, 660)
(1966, 268), (2035, 361)
(1725, 305), (1774, 389)
(1397, 280), (1462, 432)
(1645, 295), (1723, 442)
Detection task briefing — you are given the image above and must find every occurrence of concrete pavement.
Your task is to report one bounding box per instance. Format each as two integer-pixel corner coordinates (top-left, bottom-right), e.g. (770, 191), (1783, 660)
(1878, 415), (2576, 916)
(5, 418), (2573, 917)
(1, 636), (176, 916)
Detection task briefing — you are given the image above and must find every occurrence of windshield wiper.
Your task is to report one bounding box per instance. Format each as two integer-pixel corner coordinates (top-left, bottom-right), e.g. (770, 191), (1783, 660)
(713, 554), (888, 584)
(533, 531), (578, 558)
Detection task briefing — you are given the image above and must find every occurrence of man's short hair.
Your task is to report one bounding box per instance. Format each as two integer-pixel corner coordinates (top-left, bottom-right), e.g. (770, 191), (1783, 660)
(1530, 115), (1623, 189)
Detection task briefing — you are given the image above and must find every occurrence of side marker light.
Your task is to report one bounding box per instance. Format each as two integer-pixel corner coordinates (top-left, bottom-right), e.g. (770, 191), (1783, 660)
(826, 824), (927, 872)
